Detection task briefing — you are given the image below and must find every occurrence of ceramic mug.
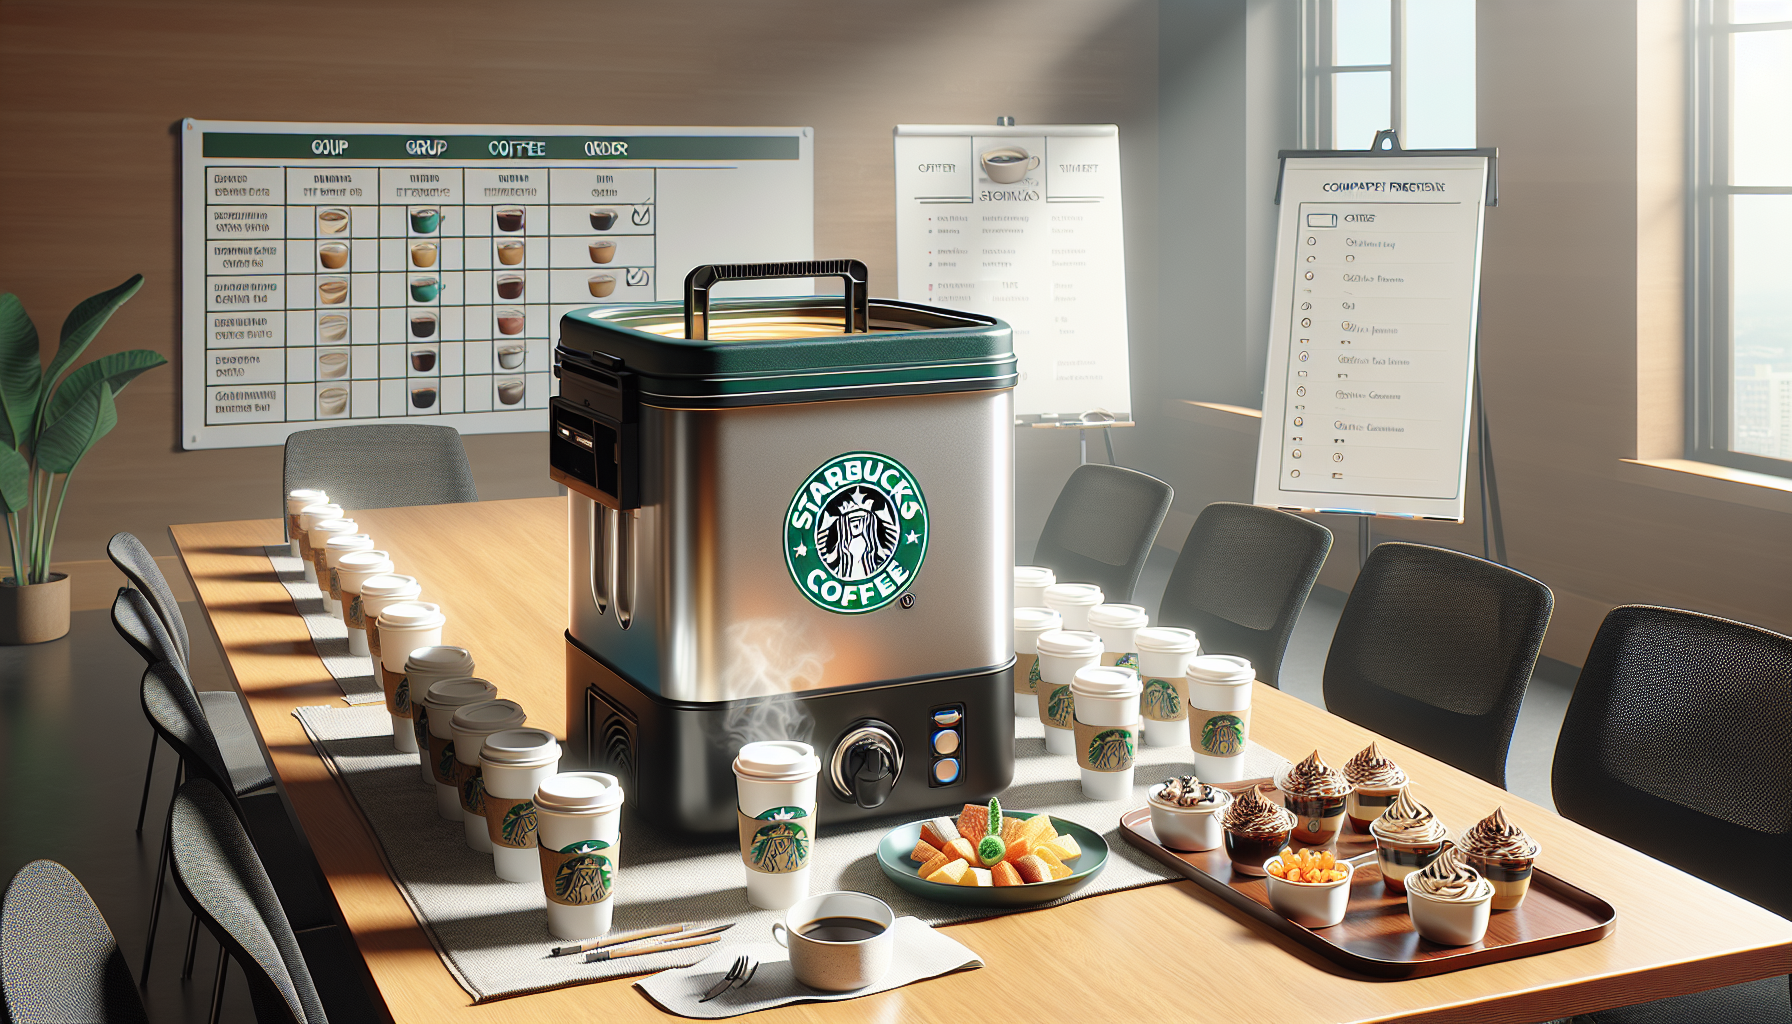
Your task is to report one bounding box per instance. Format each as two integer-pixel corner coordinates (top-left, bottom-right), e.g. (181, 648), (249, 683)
(770, 890), (894, 992)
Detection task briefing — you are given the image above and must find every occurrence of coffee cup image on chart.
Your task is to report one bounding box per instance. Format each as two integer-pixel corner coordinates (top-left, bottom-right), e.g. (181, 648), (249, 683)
(980, 146), (1040, 183)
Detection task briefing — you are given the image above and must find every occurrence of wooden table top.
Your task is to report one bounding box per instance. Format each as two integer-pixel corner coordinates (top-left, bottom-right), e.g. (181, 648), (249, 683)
(171, 496), (1792, 1024)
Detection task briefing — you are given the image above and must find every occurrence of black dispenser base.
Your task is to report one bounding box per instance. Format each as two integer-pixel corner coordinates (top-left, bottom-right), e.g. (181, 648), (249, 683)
(565, 634), (1015, 836)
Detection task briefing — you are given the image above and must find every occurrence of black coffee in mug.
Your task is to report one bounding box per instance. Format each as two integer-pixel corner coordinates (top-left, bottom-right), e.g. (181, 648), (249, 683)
(987, 154), (1024, 164)
(797, 917), (886, 942)
(411, 351), (437, 372)
(411, 388), (437, 409)
(411, 316), (437, 338)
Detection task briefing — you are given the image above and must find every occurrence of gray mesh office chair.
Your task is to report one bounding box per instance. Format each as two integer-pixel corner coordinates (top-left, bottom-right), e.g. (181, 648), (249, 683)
(1322, 542), (1552, 789)
(1031, 464), (1173, 602)
(1, 861), (148, 1024)
(1157, 503), (1333, 689)
(282, 424), (477, 520)
(168, 780), (328, 1024)
(1554, 606), (1792, 1024)
(107, 533), (188, 666)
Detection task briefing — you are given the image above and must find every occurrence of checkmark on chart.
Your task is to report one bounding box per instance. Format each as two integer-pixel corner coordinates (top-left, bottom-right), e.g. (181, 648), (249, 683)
(625, 269), (650, 287)
(632, 207), (652, 226)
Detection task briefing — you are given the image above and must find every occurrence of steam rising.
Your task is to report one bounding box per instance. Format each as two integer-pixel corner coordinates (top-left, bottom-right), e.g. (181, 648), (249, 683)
(719, 618), (833, 750)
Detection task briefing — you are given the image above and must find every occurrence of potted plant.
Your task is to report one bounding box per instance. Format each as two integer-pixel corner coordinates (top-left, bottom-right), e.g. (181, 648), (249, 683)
(0, 275), (165, 643)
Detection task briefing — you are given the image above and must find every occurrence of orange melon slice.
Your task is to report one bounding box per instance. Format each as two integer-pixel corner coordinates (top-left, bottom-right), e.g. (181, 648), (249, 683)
(925, 858), (972, 885)
(990, 861), (1024, 886)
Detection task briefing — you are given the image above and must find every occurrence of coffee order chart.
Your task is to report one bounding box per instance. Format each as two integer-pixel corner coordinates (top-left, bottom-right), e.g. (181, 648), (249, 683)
(180, 120), (813, 450)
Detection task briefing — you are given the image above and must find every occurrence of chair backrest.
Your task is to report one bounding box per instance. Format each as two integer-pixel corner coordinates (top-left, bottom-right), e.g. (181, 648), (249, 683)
(168, 780), (327, 1024)
(110, 586), (181, 672)
(1322, 541), (1552, 788)
(282, 424), (477, 518)
(140, 659), (234, 802)
(1158, 503), (1333, 689)
(106, 533), (189, 666)
(0, 860), (147, 1024)
(1031, 464), (1173, 602)
(1553, 605), (1792, 919)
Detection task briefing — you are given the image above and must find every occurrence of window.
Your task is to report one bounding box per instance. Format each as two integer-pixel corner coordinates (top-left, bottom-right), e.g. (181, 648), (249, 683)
(1692, 1), (1792, 471)
(1302, 0), (1476, 150)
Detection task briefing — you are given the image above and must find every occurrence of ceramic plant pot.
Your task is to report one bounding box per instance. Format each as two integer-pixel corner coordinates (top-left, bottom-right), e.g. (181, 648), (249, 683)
(0, 573), (70, 644)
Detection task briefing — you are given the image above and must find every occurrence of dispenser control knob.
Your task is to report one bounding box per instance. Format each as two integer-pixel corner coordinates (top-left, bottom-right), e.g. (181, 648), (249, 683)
(830, 722), (903, 809)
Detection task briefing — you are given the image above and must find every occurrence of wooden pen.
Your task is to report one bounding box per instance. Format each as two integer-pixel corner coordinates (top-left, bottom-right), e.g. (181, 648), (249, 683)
(550, 924), (681, 956)
(585, 933), (721, 963)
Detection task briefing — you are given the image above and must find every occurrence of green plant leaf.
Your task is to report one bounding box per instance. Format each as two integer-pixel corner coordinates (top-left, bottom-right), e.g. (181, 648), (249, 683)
(0, 445), (27, 515)
(44, 349), (167, 425)
(39, 275), (143, 420)
(0, 294), (42, 452)
(33, 380), (116, 474)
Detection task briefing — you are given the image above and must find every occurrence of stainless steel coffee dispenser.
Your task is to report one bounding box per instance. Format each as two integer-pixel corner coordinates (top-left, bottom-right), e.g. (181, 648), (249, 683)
(553, 261), (1017, 834)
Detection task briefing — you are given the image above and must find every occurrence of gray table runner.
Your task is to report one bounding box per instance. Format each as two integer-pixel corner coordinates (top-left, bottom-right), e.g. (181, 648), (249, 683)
(294, 703), (1291, 1003)
(265, 545), (384, 704)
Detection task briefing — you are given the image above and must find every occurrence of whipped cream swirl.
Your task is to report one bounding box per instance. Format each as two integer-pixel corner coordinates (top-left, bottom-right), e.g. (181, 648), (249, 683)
(1221, 785), (1296, 835)
(1406, 846), (1492, 903)
(1370, 786), (1448, 844)
(1462, 807), (1537, 860)
(1279, 750), (1352, 798)
(1153, 776), (1225, 809)
(1344, 741), (1407, 790)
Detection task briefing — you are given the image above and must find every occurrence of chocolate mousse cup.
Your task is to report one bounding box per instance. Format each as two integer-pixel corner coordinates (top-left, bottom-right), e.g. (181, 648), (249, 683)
(1466, 840), (1540, 910)
(1224, 825), (1293, 877)
(1346, 784), (1402, 833)
(1371, 829), (1449, 894)
(1283, 791), (1349, 846)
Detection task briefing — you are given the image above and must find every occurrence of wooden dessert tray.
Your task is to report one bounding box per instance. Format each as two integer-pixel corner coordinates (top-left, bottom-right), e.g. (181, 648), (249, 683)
(1120, 787), (1617, 979)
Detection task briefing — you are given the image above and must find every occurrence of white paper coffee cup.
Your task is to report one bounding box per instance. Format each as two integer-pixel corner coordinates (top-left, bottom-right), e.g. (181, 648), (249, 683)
(480, 729), (561, 884)
(1071, 665), (1142, 800)
(1034, 629), (1103, 756)
(1089, 603), (1148, 670)
(1012, 607), (1062, 717)
(734, 741), (820, 911)
(321, 533), (374, 619)
(297, 504), (345, 585)
(357, 573), (420, 675)
(452, 699), (529, 853)
(334, 549), (392, 656)
(398, 644), (471, 759)
(1135, 626), (1201, 747)
(1187, 655), (1255, 782)
(286, 489), (327, 557)
(421, 676), (496, 817)
(1043, 583), (1103, 631)
(375, 601), (446, 759)
(535, 772), (626, 941)
(1014, 565), (1056, 609)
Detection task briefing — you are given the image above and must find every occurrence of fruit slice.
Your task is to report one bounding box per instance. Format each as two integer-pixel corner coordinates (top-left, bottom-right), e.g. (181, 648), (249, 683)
(911, 839), (942, 863)
(920, 817), (961, 850)
(918, 852), (951, 878)
(991, 861), (1023, 886)
(965, 867), (993, 887)
(1033, 846), (1067, 872)
(1014, 854), (1054, 884)
(945, 837), (979, 864)
(1001, 815), (1059, 864)
(1041, 835), (1081, 860)
(1049, 863), (1073, 880)
(956, 804), (990, 843)
(925, 858), (971, 885)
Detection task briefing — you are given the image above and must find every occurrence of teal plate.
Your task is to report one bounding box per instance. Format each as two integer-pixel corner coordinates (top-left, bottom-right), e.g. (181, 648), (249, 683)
(874, 810), (1110, 907)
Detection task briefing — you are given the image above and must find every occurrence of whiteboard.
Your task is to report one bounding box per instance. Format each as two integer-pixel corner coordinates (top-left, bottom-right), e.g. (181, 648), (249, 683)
(1252, 154), (1490, 521)
(180, 119), (813, 450)
(893, 124), (1130, 420)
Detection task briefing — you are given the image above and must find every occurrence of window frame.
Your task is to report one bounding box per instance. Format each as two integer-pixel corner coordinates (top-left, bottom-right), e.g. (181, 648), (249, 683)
(1302, 0), (1406, 150)
(1687, 0), (1792, 475)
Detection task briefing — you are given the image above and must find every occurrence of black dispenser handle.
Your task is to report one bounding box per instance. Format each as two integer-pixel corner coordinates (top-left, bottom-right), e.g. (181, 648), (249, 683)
(682, 260), (870, 341)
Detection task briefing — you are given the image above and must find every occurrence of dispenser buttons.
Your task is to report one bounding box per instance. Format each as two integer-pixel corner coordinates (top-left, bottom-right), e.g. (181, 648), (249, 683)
(927, 703), (965, 786)
(932, 758), (961, 785)
(932, 728), (960, 755)
(931, 708), (963, 727)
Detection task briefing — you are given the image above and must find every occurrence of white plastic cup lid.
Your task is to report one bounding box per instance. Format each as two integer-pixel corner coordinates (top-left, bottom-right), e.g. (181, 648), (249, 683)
(1187, 654), (1255, 684)
(1072, 664), (1142, 698)
(359, 574), (420, 599)
(482, 728), (560, 766)
(324, 533), (373, 551)
(1043, 583), (1103, 608)
(287, 489), (327, 512)
(1013, 607), (1062, 642)
(299, 502), (343, 524)
(1014, 566), (1056, 588)
(404, 647), (474, 673)
(734, 741), (820, 781)
(451, 698), (527, 735)
(422, 676), (497, 710)
(337, 548), (392, 570)
(535, 772), (625, 813)
(1136, 626), (1201, 655)
(377, 601), (444, 630)
(1034, 629), (1103, 658)
(1088, 603), (1149, 630)
(308, 518), (357, 540)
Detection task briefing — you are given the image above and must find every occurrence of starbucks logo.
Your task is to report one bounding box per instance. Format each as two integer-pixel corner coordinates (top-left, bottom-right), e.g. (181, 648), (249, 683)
(553, 839), (614, 904)
(1142, 678), (1181, 718)
(784, 452), (928, 615)
(1086, 728), (1135, 771)
(1025, 658), (1041, 693)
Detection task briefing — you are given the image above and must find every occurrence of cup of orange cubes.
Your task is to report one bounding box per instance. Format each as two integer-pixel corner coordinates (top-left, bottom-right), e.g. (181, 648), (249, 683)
(1262, 847), (1354, 928)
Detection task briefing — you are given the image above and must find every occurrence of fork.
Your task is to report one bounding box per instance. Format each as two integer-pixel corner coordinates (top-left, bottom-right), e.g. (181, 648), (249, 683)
(698, 954), (751, 1003)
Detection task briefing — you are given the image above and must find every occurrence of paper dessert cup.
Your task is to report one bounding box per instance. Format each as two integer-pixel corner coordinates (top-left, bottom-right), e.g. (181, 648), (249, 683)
(1370, 832), (1449, 894)
(1265, 859), (1354, 928)
(1070, 665), (1141, 801)
(480, 728), (561, 884)
(1407, 883), (1494, 946)
(734, 741), (820, 911)
(1465, 840), (1541, 910)
(1011, 607), (1061, 718)
(451, 699), (529, 854)
(535, 772), (625, 941)
(1147, 783), (1232, 851)
(1223, 825), (1291, 877)
(1347, 784), (1403, 832)
(1034, 630), (1102, 757)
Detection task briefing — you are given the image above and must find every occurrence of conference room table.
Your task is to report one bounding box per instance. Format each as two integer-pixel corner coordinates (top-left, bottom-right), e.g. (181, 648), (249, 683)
(171, 496), (1792, 1023)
